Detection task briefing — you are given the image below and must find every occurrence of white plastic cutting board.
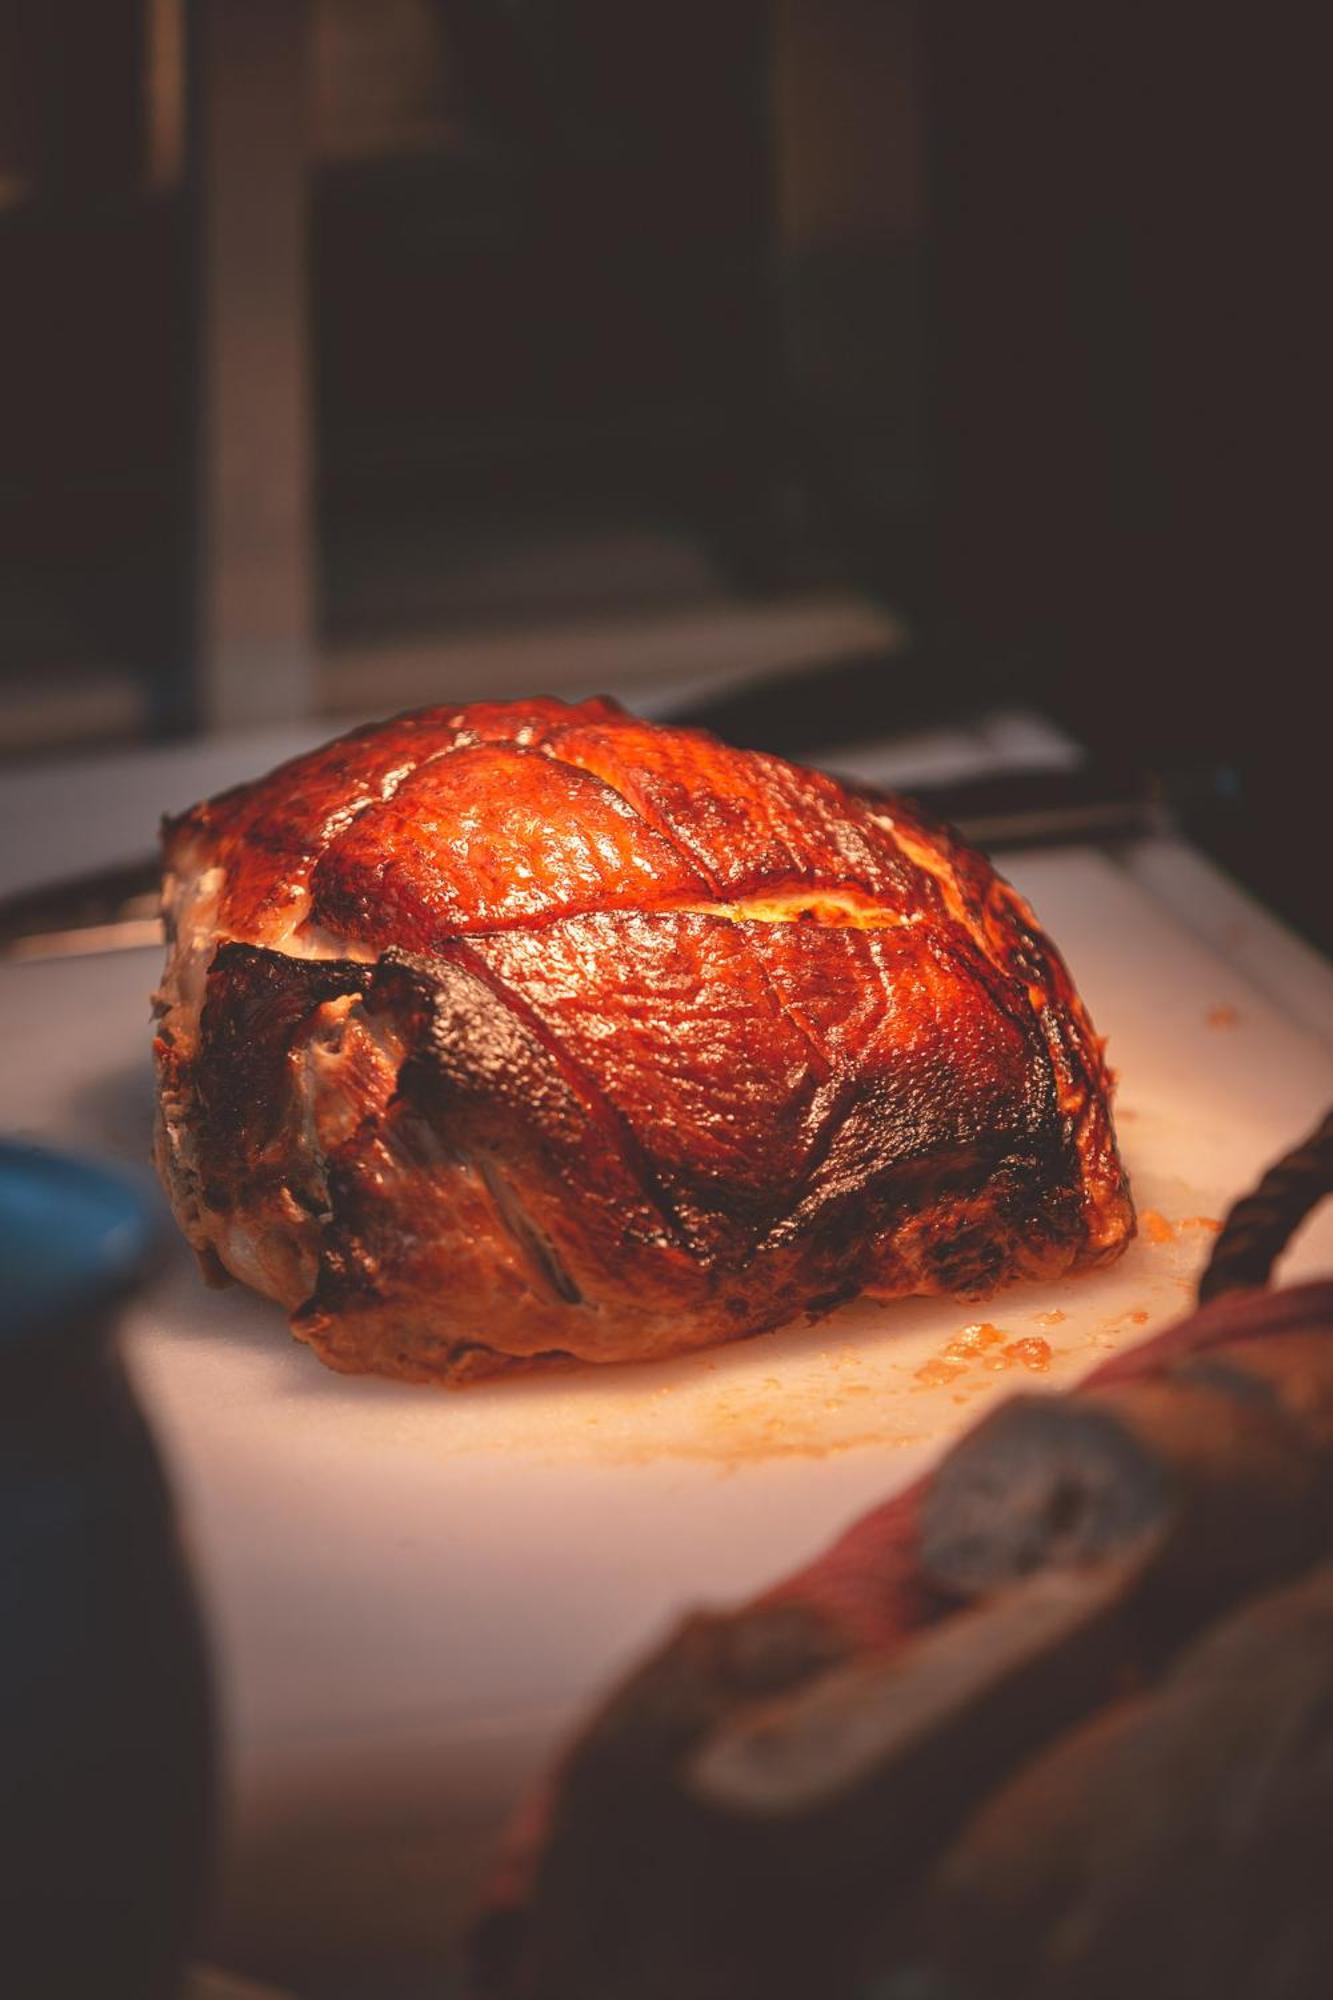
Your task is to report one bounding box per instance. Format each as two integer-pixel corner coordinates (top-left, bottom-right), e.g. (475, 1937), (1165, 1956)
(4, 841), (1333, 1989)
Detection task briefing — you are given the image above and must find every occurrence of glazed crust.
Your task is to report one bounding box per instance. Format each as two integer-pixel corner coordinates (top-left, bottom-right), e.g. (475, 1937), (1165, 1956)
(153, 697), (1132, 1382)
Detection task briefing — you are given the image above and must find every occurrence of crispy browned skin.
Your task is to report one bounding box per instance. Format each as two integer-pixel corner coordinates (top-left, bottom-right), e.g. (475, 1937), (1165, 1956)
(153, 696), (1132, 1382)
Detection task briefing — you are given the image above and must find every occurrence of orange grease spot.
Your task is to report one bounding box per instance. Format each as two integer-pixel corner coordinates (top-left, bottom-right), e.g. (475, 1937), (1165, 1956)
(1005, 1336), (1054, 1373)
(1033, 1309), (1067, 1327)
(914, 1355), (969, 1389)
(918, 1321), (1057, 1390)
(1140, 1209), (1175, 1244)
(1206, 1004), (1240, 1029)
(1180, 1215), (1223, 1233)
(943, 1321), (1005, 1361)
(983, 1335), (1054, 1374)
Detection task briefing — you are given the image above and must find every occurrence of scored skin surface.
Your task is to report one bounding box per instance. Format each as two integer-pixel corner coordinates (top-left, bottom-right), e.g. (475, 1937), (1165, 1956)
(153, 696), (1134, 1384)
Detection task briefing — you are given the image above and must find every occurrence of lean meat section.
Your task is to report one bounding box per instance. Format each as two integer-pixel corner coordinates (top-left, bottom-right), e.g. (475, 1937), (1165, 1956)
(153, 697), (1132, 1382)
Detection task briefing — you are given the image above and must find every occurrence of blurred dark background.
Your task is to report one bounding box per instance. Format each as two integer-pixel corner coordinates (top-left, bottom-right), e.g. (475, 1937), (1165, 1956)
(0, 1), (1324, 949)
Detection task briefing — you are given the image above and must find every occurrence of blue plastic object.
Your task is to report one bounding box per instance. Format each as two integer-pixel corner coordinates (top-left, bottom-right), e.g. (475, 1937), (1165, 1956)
(0, 1139), (158, 1352)
(1, 1140), (212, 1992)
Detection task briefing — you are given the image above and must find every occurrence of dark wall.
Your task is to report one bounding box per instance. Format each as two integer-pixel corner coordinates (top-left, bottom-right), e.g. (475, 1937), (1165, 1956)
(926, 3), (1326, 944)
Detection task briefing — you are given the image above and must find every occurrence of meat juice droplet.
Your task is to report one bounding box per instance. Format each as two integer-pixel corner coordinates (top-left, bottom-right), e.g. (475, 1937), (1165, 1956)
(914, 1323), (1054, 1387)
(914, 1355), (969, 1389)
(943, 1321), (1005, 1360)
(999, 1335), (1053, 1373)
(914, 1323), (1003, 1388)
(908, 1320), (1056, 1384)
(983, 1336), (1051, 1373)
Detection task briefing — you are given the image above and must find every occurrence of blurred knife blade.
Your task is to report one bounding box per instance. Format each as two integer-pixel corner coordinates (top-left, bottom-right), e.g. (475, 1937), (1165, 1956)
(0, 859), (164, 961)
